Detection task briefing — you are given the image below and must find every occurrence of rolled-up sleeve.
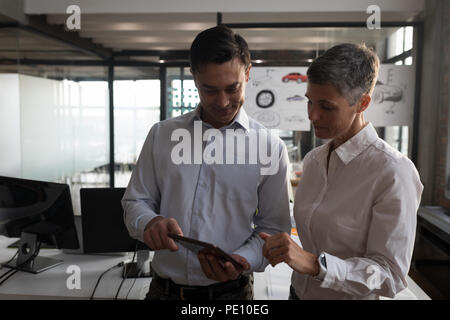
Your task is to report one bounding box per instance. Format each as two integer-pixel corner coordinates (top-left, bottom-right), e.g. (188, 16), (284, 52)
(122, 124), (161, 243)
(320, 159), (423, 298)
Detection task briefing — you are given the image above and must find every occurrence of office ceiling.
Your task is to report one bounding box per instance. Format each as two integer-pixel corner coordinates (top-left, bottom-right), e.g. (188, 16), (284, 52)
(0, 11), (421, 79)
(45, 12), (401, 51)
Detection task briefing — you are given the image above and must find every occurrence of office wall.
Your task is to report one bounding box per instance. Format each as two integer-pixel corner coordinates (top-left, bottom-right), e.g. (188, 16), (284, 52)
(0, 74), (21, 177)
(435, 0), (450, 208)
(418, 0), (449, 207)
(415, 0), (450, 208)
(416, 0), (450, 209)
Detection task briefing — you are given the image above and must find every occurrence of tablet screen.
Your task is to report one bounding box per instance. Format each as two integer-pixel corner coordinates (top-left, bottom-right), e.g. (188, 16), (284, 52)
(168, 233), (243, 269)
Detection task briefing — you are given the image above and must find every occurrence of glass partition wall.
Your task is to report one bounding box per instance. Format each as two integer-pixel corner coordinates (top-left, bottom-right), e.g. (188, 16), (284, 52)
(113, 67), (161, 187)
(0, 27), (110, 215)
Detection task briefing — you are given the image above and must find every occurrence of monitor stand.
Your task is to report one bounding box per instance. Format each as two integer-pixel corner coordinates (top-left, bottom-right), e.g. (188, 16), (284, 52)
(5, 232), (63, 274)
(122, 250), (152, 278)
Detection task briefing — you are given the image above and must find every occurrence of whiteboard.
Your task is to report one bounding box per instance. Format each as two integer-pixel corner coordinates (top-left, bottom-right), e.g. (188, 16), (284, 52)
(244, 67), (310, 131)
(365, 65), (415, 127)
(244, 65), (415, 130)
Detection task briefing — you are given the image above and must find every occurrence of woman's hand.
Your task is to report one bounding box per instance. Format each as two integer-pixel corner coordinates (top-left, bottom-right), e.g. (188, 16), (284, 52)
(259, 232), (320, 276)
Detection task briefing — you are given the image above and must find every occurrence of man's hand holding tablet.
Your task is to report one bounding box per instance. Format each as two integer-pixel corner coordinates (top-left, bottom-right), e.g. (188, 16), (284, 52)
(168, 233), (250, 282)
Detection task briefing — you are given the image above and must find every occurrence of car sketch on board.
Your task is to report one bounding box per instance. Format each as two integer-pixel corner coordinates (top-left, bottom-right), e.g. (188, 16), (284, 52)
(286, 94), (305, 102)
(281, 72), (308, 83)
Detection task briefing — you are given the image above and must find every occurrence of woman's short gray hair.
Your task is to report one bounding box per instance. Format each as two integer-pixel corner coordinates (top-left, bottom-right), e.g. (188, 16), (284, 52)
(307, 43), (380, 105)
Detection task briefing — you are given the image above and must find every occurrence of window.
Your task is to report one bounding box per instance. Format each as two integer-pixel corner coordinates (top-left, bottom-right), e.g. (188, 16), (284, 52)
(167, 67), (199, 119)
(113, 72), (161, 187)
(382, 26), (415, 157)
(387, 26), (414, 64)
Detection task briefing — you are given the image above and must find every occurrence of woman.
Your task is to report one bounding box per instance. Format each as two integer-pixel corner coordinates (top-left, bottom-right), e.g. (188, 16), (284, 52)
(260, 43), (423, 300)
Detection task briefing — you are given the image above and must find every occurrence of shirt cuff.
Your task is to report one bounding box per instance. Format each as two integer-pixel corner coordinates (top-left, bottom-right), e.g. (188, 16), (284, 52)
(135, 214), (156, 243)
(233, 244), (265, 273)
(319, 252), (347, 289)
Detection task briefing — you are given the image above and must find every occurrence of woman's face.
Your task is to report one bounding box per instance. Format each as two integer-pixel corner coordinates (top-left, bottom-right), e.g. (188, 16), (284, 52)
(305, 82), (361, 141)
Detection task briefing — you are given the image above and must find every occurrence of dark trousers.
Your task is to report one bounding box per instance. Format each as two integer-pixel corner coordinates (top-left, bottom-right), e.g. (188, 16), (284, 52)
(146, 274), (254, 300)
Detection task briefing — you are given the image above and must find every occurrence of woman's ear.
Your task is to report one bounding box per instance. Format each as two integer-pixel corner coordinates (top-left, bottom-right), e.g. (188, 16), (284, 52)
(357, 94), (371, 113)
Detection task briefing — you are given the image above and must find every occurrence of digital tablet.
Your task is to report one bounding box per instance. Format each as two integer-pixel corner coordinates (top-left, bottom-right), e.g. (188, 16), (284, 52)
(167, 233), (244, 269)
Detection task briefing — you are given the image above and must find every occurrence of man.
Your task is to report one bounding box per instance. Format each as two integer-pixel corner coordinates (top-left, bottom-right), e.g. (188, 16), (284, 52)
(122, 25), (291, 300)
(260, 43), (423, 299)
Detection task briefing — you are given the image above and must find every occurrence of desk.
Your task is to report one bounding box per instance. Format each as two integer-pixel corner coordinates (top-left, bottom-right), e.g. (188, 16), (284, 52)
(0, 236), (430, 300)
(0, 236), (150, 300)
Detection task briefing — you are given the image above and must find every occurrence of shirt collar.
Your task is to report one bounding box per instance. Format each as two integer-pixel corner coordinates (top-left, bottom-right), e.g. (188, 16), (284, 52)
(313, 122), (378, 166)
(190, 105), (202, 122)
(232, 107), (250, 132)
(190, 105), (250, 132)
(334, 122), (379, 165)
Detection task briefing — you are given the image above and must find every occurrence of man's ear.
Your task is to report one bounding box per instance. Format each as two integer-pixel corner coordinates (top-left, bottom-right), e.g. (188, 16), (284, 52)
(357, 94), (371, 113)
(245, 64), (252, 82)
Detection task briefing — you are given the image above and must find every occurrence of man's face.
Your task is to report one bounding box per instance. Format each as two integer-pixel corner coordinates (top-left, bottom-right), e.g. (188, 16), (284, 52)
(305, 82), (360, 140)
(192, 58), (251, 129)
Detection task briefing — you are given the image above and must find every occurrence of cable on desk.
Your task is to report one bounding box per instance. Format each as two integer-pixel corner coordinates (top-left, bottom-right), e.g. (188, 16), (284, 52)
(90, 261), (125, 300)
(124, 274), (138, 300)
(0, 250), (19, 271)
(0, 269), (19, 287)
(0, 252), (20, 283)
(124, 240), (145, 299)
(114, 241), (138, 300)
(0, 241), (41, 287)
(0, 251), (20, 283)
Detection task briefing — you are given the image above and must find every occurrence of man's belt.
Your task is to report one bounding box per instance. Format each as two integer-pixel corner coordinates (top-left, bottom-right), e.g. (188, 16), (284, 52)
(153, 273), (251, 300)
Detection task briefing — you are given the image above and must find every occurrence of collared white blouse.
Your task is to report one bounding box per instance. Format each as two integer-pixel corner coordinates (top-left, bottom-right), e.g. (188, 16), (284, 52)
(291, 123), (423, 299)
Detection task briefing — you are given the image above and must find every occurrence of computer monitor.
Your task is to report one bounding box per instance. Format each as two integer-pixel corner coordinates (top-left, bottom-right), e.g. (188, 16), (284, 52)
(0, 176), (80, 273)
(80, 188), (150, 278)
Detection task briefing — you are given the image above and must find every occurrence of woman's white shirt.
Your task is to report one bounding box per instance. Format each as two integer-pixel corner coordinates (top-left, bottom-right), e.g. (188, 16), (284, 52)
(292, 122), (423, 300)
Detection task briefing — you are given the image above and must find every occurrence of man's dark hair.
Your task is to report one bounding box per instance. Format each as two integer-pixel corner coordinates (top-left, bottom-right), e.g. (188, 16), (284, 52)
(190, 25), (251, 74)
(307, 43), (380, 105)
